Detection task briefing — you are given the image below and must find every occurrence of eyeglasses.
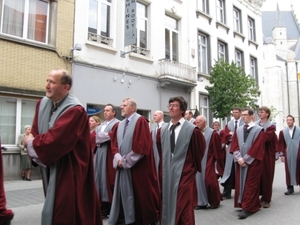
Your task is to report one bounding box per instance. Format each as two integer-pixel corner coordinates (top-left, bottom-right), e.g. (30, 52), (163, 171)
(168, 104), (179, 108)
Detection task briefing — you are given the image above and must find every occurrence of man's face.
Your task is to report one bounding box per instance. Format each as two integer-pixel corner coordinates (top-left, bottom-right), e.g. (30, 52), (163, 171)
(195, 117), (206, 130)
(153, 112), (162, 123)
(241, 110), (253, 124)
(45, 70), (68, 102)
(213, 123), (220, 131)
(184, 111), (191, 120)
(121, 100), (135, 118)
(258, 110), (269, 120)
(169, 101), (182, 120)
(286, 116), (294, 127)
(232, 110), (241, 120)
(104, 106), (115, 121)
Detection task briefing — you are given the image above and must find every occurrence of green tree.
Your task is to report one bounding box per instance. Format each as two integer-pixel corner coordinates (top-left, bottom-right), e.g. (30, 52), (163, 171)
(205, 59), (260, 119)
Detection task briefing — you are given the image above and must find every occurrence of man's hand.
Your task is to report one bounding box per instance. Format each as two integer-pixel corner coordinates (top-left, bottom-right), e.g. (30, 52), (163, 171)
(280, 156), (285, 163)
(118, 159), (123, 168)
(238, 158), (247, 167)
(24, 133), (34, 147)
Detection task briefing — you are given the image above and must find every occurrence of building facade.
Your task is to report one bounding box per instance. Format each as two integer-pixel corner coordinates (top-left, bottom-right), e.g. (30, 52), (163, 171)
(0, 0), (75, 179)
(73, 0), (264, 127)
(262, 5), (300, 131)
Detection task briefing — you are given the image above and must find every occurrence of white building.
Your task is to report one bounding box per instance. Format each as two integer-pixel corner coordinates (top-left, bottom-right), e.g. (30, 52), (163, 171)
(72, 0), (265, 126)
(262, 4), (300, 131)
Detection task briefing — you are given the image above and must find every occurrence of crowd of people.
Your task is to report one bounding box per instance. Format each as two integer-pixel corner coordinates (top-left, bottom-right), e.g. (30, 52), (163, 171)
(1, 68), (299, 225)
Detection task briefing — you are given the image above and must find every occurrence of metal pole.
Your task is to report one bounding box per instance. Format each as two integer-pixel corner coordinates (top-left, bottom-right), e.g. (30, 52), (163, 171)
(285, 62), (290, 115)
(296, 62), (300, 126)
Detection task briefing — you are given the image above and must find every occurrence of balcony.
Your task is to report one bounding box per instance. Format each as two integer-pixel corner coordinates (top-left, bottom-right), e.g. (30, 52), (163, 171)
(158, 59), (197, 91)
(87, 32), (113, 46)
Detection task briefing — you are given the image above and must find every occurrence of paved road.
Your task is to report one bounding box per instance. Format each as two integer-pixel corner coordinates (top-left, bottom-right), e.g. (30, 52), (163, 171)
(4, 161), (300, 225)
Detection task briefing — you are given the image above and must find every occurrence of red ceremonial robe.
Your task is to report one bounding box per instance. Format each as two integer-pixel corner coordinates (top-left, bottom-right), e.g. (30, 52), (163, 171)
(278, 130), (300, 186)
(0, 141), (14, 224)
(230, 130), (265, 213)
(31, 101), (102, 225)
(90, 130), (97, 154)
(260, 125), (278, 203)
(205, 131), (222, 208)
(157, 128), (205, 225)
(110, 117), (160, 224)
(217, 130), (228, 177)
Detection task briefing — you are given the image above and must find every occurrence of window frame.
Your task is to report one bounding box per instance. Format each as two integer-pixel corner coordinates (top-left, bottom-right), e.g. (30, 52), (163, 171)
(250, 56), (258, 82)
(233, 6), (242, 34)
(248, 16), (256, 42)
(165, 14), (179, 62)
(235, 48), (244, 68)
(198, 31), (210, 75)
(199, 94), (210, 125)
(217, 40), (227, 61)
(197, 0), (209, 14)
(216, 0), (226, 24)
(0, 0), (56, 47)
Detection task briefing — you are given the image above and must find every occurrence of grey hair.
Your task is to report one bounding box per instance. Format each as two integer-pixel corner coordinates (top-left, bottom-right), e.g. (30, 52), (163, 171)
(24, 125), (31, 130)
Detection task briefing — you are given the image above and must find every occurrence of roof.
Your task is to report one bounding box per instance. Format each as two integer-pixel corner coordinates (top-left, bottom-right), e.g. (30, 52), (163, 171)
(261, 11), (300, 40)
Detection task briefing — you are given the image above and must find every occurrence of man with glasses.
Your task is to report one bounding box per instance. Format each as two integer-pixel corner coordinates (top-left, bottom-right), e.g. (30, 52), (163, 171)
(157, 96), (205, 225)
(108, 98), (159, 225)
(220, 107), (244, 199)
(230, 107), (264, 219)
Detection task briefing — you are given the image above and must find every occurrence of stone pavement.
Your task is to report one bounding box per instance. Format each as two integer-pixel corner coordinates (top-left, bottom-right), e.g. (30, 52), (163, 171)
(4, 160), (300, 225)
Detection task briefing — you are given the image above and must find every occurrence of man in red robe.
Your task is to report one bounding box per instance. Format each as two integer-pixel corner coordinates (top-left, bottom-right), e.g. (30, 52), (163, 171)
(108, 98), (160, 225)
(255, 106), (278, 208)
(157, 96), (205, 225)
(0, 140), (14, 225)
(24, 69), (102, 225)
(278, 115), (300, 195)
(230, 107), (265, 219)
(195, 115), (222, 209)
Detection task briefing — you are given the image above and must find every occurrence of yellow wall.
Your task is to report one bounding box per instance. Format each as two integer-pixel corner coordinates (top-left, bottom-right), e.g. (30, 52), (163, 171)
(0, 0), (75, 93)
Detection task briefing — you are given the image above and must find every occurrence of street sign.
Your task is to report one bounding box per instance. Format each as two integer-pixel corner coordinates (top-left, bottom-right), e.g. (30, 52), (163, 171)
(124, 0), (137, 47)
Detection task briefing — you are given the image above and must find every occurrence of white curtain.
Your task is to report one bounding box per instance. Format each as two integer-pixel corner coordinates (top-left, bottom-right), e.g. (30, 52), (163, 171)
(2, 0), (25, 37)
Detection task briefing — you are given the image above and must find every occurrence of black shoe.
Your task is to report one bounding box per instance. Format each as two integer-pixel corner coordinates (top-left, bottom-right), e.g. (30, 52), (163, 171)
(194, 205), (209, 210)
(222, 193), (231, 199)
(238, 210), (253, 219)
(284, 190), (294, 195)
(25, 178), (31, 181)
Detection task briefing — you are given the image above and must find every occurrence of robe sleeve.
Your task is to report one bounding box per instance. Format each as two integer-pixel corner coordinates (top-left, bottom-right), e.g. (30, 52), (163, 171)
(131, 117), (152, 155)
(32, 105), (91, 166)
(278, 130), (286, 156)
(191, 128), (206, 172)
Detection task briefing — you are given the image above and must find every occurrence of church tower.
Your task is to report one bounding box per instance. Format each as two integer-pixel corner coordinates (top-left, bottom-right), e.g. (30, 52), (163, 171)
(272, 3), (287, 49)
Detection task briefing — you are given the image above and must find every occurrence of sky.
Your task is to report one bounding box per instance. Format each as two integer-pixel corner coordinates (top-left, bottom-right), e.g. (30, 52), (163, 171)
(261, 0), (300, 12)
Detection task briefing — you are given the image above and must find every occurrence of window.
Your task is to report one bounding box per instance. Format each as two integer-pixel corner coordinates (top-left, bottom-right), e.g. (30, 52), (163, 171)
(250, 56), (257, 81)
(235, 49), (243, 67)
(197, 0), (209, 14)
(88, 0), (112, 44)
(132, 2), (148, 55)
(198, 32), (210, 74)
(199, 94), (210, 123)
(0, 97), (37, 145)
(216, 0), (225, 24)
(0, 0), (50, 44)
(217, 41), (227, 61)
(165, 15), (178, 61)
(233, 7), (242, 33)
(248, 16), (256, 41)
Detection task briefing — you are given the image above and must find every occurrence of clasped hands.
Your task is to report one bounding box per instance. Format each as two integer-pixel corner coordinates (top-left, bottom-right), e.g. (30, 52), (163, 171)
(23, 133), (34, 147)
(237, 158), (247, 167)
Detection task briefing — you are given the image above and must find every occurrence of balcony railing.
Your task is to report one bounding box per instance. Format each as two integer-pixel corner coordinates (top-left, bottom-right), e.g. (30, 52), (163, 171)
(158, 59), (197, 83)
(131, 45), (150, 57)
(87, 32), (113, 46)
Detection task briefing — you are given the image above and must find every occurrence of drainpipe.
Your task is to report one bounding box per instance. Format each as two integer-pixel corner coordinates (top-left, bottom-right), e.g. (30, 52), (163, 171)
(296, 62), (300, 126)
(285, 61), (290, 115)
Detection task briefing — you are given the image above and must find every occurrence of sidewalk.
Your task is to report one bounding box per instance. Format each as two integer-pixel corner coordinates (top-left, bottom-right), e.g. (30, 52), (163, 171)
(4, 161), (300, 225)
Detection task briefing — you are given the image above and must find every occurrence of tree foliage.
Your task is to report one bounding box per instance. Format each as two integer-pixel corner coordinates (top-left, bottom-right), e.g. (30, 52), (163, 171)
(205, 59), (260, 119)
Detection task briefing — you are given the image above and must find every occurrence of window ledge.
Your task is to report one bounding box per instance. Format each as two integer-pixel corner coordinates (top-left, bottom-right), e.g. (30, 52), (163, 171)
(197, 72), (210, 79)
(85, 41), (118, 54)
(196, 10), (212, 24)
(233, 31), (245, 42)
(0, 34), (55, 51)
(129, 52), (154, 64)
(216, 21), (230, 34)
(248, 39), (258, 49)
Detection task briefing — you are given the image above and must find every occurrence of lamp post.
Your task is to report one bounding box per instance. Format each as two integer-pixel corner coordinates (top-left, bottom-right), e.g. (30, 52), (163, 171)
(296, 62), (300, 126)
